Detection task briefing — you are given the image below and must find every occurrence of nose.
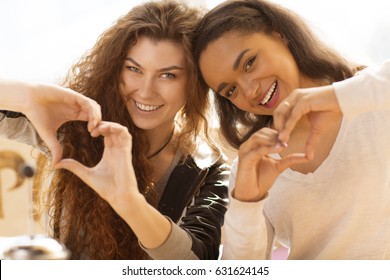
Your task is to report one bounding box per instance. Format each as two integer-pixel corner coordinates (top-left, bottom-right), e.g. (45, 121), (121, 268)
(137, 76), (156, 99)
(239, 76), (258, 100)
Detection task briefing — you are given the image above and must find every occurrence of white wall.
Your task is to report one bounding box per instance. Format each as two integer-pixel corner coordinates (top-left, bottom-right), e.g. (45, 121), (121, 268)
(1, 0), (389, 83)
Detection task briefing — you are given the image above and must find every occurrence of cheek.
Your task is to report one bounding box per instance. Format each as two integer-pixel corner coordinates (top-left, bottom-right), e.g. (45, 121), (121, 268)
(231, 99), (252, 112)
(121, 76), (140, 97)
(158, 81), (186, 107)
(175, 79), (189, 105)
(118, 81), (128, 101)
(172, 89), (187, 108)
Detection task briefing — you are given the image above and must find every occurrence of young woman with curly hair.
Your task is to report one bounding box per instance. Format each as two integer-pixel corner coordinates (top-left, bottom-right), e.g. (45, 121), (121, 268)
(0, 0), (229, 260)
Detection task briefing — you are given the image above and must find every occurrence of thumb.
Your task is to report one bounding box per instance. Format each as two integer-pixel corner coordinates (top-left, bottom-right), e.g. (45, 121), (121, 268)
(305, 130), (322, 161)
(55, 158), (91, 185)
(276, 153), (309, 173)
(46, 140), (63, 167)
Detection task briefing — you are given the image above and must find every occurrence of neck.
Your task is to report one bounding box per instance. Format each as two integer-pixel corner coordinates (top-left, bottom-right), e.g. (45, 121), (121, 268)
(145, 124), (175, 159)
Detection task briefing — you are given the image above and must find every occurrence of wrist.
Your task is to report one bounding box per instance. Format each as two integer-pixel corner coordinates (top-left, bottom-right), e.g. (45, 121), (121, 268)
(232, 187), (267, 202)
(0, 79), (32, 113)
(113, 191), (146, 218)
(22, 83), (42, 115)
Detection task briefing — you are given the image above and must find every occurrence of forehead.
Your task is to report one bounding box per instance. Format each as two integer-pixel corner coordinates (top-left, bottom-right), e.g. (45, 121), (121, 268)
(202, 32), (247, 58)
(199, 32), (263, 71)
(127, 36), (187, 66)
(200, 31), (272, 60)
(199, 32), (254, 85)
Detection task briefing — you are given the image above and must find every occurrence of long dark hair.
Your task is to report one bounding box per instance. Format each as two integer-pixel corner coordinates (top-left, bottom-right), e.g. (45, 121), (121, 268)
(194, 0), (363, 149)
(37, 0), (209, 259)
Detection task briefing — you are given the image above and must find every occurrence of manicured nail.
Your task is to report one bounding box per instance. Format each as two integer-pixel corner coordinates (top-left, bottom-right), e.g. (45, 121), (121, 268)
(279, 140), (288, 147)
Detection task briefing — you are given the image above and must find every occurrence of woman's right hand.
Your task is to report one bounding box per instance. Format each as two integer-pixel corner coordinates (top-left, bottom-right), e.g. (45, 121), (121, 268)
(1, 78), (101, 166)
(24, 83), (101, 165)
(233, 127), (308, 202)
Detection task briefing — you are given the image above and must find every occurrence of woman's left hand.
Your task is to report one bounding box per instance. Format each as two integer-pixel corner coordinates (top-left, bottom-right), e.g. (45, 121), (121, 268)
(273, 86), (342, 160)
(55, 121), (172, 249)
(55, 121), (139, 211)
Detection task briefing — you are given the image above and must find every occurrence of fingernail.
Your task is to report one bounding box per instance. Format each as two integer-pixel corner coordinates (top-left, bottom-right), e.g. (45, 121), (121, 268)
(277, 140), (288, 148)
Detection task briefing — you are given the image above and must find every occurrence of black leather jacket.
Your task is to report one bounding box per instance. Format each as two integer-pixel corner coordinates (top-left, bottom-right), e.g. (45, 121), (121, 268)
(158, 151), (229, 259)
(0, 110), (230, 259)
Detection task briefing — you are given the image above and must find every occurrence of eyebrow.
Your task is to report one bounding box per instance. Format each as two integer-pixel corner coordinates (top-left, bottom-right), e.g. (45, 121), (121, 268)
(216, 82), (228, 95)
(125, 57), (184, 72)
(215, 48), (250, 94)
(233, 49), (250, 70)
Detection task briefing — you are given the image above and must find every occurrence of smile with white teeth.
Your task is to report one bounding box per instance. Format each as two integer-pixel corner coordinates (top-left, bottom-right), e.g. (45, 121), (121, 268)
(260, 80), (278, 105)
(135, 101), (163, 112)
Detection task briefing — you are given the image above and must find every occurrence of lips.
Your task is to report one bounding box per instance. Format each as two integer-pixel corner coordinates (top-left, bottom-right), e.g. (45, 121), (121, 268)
(134, 100), (163, 112)
(258, 80), (278, 106)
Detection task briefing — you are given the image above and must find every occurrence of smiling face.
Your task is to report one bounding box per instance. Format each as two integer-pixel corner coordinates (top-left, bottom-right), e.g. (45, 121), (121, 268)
(120, 36), (188, 132)
(199, 31), (312, 115)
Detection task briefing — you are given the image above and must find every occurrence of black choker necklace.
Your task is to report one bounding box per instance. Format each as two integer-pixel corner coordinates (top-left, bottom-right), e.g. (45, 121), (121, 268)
(147, 130), (174, 159)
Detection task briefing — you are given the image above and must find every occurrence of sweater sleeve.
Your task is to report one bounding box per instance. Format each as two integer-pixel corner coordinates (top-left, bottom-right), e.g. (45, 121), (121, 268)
(144, 157), (230, 260)
(221, 159), (274, 260)
(333, 60), (390, 120)
(0, 111), (48, 154)
(140, 218), (196, 259)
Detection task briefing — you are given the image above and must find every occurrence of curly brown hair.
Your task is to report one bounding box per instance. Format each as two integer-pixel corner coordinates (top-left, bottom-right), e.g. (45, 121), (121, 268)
(37, 0), (210, 259)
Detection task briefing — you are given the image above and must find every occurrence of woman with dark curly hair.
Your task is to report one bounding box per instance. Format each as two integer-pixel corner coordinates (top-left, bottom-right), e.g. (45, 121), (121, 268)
(0, 0), (229, 260)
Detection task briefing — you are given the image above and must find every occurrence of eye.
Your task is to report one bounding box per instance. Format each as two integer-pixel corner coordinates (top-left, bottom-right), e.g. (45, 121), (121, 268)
(244, 56), (256, 72)
(224, 85), (237, 98)
(161, 73), (176, 79)
(126, 66), (141, 73)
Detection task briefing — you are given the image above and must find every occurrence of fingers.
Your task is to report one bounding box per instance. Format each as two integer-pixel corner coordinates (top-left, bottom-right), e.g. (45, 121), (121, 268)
(274, 86), (341, 144)
(90, 121), (131, 147)
(90, 121), (128, 136)
(304, 130), (321, 161)
(280, 106), (310, 144)
(244, 141), (308, 172)
(53, 86), (101, 132)
(240, 127), (279, 150)
(35, 126), (63, 166)
(72, 94), (102, 133)
(276, 153), (309, 173)
(46, 140), (63, 167)
(272, 99), (293, 137)
(273, 92), (310, 144)
(238, 127), (285, 164)
(81, 98), (102, 133)
(240, 126), (310, 166)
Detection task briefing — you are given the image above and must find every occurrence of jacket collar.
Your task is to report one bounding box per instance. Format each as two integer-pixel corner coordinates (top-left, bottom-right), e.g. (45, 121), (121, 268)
(191, 139), (222, 170)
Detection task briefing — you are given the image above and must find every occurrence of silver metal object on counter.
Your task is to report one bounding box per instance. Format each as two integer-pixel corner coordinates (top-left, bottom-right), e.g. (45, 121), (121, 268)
(3, 234), (70, 260)
(0, 155), (70, 259)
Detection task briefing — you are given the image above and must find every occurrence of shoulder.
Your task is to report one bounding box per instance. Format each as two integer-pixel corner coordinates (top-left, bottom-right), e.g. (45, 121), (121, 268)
(189, 138), (228, 170)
